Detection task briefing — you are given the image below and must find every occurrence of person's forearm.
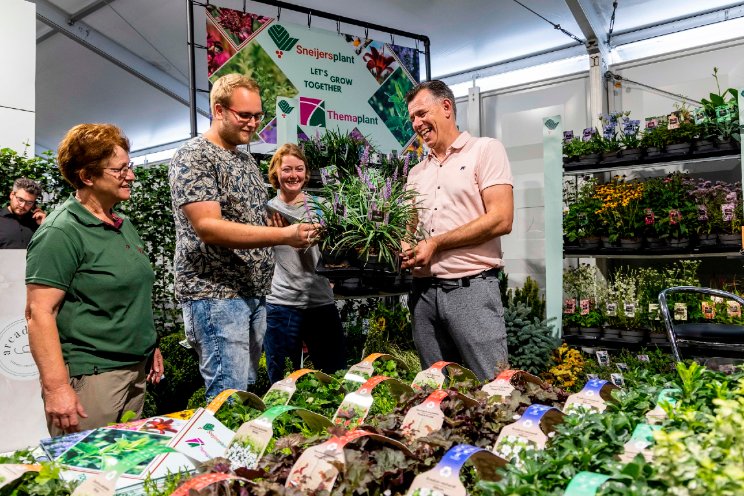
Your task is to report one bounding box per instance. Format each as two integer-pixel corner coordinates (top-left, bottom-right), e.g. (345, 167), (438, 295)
(27, 311), (69, 393)
(192, 217), (293, 249)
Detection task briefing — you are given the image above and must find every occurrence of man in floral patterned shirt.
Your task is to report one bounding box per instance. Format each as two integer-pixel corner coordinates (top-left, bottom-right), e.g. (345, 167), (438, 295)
(169, 74), (317, 400)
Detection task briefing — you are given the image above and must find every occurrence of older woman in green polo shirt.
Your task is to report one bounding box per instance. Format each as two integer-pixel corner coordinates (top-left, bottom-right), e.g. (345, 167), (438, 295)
(26, 123), (163, 436)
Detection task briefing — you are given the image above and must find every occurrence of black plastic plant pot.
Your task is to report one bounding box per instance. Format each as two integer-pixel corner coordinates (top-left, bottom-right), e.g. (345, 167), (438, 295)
(622, 328), (646, 344)
(601, 148), (643, 166)
(573, 152), (601, 167)
(664, 142), (692, 158)
(579, 327), (602, 340)
(643, 146), (666, 162)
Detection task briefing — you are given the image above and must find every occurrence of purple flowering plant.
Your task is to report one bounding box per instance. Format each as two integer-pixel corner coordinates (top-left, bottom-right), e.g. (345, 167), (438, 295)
(307, 150), (423, 269)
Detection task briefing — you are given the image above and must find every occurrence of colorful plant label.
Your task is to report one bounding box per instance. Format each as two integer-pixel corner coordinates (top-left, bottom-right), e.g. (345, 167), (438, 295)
(727, 301), (741, 318)
(564, 379), (619, 413)
(702, 301), (716, 319)
(595, 350), (610, 367)
(564, 471), (611, 495)
(610, 373), (625, 388)
(0, 464), (40, 488)
(673, 303), (688, 321)
(407, 444), (505, 496)
(168, 408), (236, 463)
(618, 423), (661, 463)
(344, 353), (392, 383)
(481, 369), (543, 399)
(667, 112), (680, 129)
(206, 389), (266, 414)
(411, 361), (477, 390)
(333, 376), (412, 429)
(623, 302), (636, 318)
(637, 354), (650, 362)
(580, 299), (590, 315)
(692, 107), (707, 124)
(605, 302), (617, 317)
(494, 404), (564, 459)
(400, 389), (448, 441)
(646, 388), (681, 424)
(263, 368), (329, 407)
(647, 303), (661, 320)
(286, 430), (412, 493)
(564, 299), (576, 314)
(645, 117), (659, 129)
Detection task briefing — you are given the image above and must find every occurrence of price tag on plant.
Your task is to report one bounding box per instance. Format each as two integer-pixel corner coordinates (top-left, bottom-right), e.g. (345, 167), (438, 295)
(263, 368), (327, 407)
(407, 445), (505, 496)
(595, 350), (610, 367)
(645, 117), (658, 129)
(702, 301), (716, 319)
(693, 107), (707, 124)
(493, 404), (564, 460)
(563, 130), (574, 142)
(615, 362), (629, 372)
(715, 104), (732, 123)
(605, 302), (617, 317)
(564, 299), (576, 314)
(624, 302), (636, 318)
(581, 127), (593, 141)
(401, 389), (448, 441)
(667, 112), (680, 129)
(727, 301), (741, 318)
(674, 303), (687, 321)
(564, 379), (619, 413)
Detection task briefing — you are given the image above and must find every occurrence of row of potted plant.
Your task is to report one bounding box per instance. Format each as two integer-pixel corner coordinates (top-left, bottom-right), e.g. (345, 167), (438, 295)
(563, 69), (740, 168)
(562, 261), (744, 339)
(563, 173), (743, 250)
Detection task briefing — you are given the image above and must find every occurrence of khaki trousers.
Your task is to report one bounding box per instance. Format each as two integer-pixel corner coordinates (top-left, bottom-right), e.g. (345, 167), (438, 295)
(47, 359), (147, 437)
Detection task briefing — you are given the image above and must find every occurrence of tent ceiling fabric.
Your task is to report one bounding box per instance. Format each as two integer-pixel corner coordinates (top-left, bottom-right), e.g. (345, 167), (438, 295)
(33, 0), (744, 154)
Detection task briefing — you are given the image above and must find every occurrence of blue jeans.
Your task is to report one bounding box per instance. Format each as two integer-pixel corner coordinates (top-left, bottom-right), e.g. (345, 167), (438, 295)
(182, 297), (266, 401)
(264, 303), (346, 384)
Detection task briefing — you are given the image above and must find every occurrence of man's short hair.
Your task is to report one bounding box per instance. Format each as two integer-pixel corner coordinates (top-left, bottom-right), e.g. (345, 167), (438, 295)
(57, 123), (130, 190)
(405, 80), (457, 118)
(268, 143), (309, 189)
(12, 178), (42, 197)
(210, 74), (261, 115)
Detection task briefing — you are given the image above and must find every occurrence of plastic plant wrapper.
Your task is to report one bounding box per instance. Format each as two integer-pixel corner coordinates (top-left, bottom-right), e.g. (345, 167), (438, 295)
(481, 369), (544, 400)
(564, 379), (619, 413)
(411, 361), (477, 391)
(406, 444), (505, 496)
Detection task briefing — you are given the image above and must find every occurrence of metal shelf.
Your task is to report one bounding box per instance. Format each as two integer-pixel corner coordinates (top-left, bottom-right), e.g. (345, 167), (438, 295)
(564, 250), (742, 260)
(563, 153), (740, 176)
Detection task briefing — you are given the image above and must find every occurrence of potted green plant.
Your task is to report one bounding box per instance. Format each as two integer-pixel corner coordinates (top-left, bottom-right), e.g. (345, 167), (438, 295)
(599, 112), (644, 165)
(697, 67), (741, 154)
(593, 176), (646, 248)
(301, 128), (368, 185)
(717, 182), (743, 248)
(309, 164), (423, 276)
(563, 264), (605, 339)
(646, 173), (697, 249)
(563, 178), (603, 249)
(640, 117), (672, 160)
(689, 178), (726, 246)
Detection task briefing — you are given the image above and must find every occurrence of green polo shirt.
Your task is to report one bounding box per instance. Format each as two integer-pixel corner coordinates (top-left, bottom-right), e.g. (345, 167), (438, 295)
(26, 195), (156, 377)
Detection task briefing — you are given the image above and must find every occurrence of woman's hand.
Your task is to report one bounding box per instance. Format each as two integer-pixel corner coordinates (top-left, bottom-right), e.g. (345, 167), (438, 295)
(147, 347), (164, 384)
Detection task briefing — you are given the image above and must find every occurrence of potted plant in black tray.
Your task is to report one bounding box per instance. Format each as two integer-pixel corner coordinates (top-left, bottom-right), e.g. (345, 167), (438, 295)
(647, 173), (697, 249)
(301, 128), (368, 186)
(563, 178), (603, 250)
(717, 182), (743, 249)
(695, 67), (741, 156)
(600, 112), (643, 165)
(640, 117), (672, 161)
(665, 107), (697, 158)
(309, 160), (423, 285)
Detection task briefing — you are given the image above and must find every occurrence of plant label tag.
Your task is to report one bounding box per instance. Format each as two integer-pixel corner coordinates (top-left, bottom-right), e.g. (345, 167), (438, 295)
(170, 473), (250, 496)
(586, 373), (598, 380)
(727, 301), (741, 318)
(637, 354), (650, 362)
(667, 112), (680, 129)
(580, 299), (590, 315)
(716, 104), (731, 123)
(595, 350), (610, 367)
(563, 130), (574, 143)
(693, 107), (707, 125)
(648, 303), (661, 320)
(494, 404), (564, 457)
(674, 303), (688, 321)
(228, 408), (282, 469)
(646, 388), (680, 424)
(645, 117), (658, 129)
(618, 423), (660, 464)
(610, 373), (625, 388)
(481, 369), (543, 400)
(615, 362), (629, 372)
(178, 338), (192, 349)
(564, 299), (576, 314)
(0, 464), (40, 488)
(333, 391), (374, 430)
(407, 445), (505, 496)
(344, 353), (390, 383)
(168, 408), (236, 463)
(605, 302), (617, 317)
(263, 380), (296, 407)
(581, 127), (593, 142)
(564, 379), (619, 413)
(206, 389), (266, 414)
(319, 165), (337, 185)
(401, 389), (448, 441)
(721, 203), (735, 222)
(624, 302), (636, 318)
(564, 472), (611, 495)
(702, 301), (716, 319)
(412, 367), (447, 390)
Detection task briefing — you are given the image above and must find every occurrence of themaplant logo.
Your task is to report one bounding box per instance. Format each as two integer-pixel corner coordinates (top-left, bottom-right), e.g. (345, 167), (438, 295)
(300, 97), (326, 127)
(269, 25), (298, 58)
(185, 438), (204, 448)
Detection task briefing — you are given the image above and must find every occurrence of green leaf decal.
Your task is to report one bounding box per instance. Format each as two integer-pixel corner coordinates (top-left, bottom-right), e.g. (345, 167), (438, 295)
(545, 118), (559, 130)
(268, 25), (299, 51)
(278, 100), (294, 114)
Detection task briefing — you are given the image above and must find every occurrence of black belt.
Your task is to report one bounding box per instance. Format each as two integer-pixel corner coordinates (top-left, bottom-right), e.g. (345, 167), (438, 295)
(413, 268), (502, 290)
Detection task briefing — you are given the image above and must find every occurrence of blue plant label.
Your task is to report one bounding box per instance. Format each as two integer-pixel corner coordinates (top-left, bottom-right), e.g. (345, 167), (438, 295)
(564, 379), (618, 413)
(406, 445), (505, 496)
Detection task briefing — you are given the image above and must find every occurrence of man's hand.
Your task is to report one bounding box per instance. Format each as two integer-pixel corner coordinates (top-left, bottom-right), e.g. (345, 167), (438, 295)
(44, 383), (88, 433)
(284, 222), (320, 249)
(147, 348), (164, 384)
(400, 238), (438, 270)
(32, 208), (46, 225)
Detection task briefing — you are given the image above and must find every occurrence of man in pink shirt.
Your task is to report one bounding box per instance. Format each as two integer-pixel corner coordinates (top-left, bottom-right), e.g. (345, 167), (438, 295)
(401, 80), (514, 380)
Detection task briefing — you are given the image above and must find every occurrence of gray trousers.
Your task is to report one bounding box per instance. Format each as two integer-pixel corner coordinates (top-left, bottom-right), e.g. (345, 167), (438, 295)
(409, 275), (508, 381)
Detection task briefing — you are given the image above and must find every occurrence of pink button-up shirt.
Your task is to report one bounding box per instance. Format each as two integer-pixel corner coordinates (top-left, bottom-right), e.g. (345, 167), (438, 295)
(406, 131), (513, 279)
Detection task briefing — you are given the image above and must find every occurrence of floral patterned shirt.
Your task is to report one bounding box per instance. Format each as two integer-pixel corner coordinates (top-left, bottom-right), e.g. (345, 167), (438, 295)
(169, 136), (273, 301)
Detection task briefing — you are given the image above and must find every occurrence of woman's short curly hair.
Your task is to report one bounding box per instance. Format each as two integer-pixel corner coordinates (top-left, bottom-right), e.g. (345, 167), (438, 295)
(57, 123), (130, 189)
(268, 143), (309, 189)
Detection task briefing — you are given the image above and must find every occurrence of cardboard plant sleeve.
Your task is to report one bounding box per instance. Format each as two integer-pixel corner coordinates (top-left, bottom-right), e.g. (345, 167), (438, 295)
(493, 404), (564, 460)
(263, 369), (334, 407)
(0, 464), (41, 488)
(618, 423), (661, 463)
(407, 444), (506, 496)
(646, 388), (681, 424)
(170, 473), (251, 496)
(401, 390), (478, 442)
(564, 379), (619, 413)
(411, 361), (477, 391)
(206, 389), (266, 414)
(333, 376), (413, 430)
(481, 369), (543, 400)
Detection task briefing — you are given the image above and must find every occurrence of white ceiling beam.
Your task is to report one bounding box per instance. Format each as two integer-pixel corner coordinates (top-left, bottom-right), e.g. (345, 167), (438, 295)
(610, 4), (744, 47)
(563, 0), (610, 61)
(33, 0), (209, 117)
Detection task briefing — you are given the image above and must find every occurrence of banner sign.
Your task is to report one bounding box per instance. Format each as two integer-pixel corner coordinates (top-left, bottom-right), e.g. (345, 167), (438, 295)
(206, 5), (421, 153)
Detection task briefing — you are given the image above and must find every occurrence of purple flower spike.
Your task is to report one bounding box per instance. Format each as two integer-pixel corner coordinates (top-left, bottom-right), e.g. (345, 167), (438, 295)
(361, 146), (370, 166)
(384, 178), (392, 200)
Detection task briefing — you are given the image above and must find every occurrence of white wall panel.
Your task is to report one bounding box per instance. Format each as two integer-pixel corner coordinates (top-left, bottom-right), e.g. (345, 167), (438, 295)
(0, 0), (35, 152)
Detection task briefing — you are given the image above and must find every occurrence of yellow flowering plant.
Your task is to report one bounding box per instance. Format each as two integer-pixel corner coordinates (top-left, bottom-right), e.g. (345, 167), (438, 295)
(593, 176), (645, 243)
(543, 343), (585, 391)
